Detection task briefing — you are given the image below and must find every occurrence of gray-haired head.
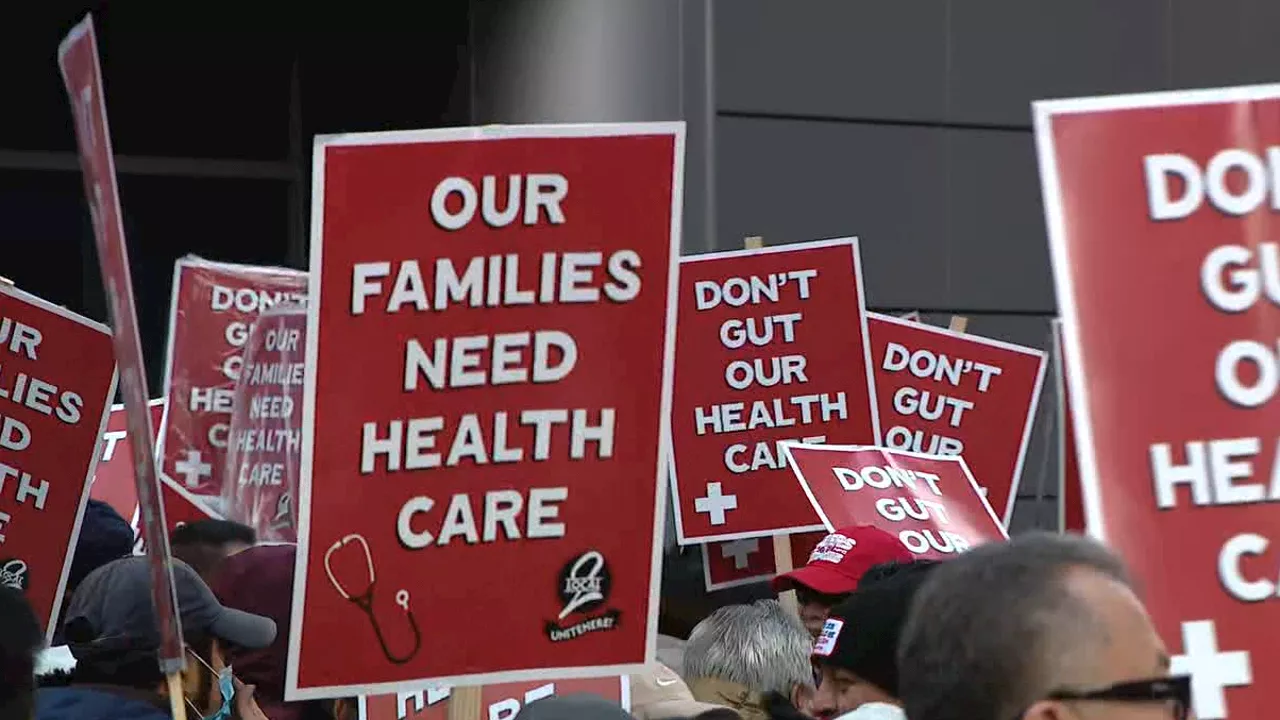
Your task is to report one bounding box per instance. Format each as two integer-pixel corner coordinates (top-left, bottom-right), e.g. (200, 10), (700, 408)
(684, 599), (815, 696)
(897, 532), (1134, 720)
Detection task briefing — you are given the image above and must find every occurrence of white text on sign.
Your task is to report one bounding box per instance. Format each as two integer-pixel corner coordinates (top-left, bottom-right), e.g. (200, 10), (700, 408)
(213, 286), (305, 382)
(689, 266), (853, 526)
(1143, 145), (1280, 713)
(1145, 148), (1280, 510)
(833, 463), (972, 555)
(350, 174), (638, 548)
(181, 279), (305, 473)
(0, 315), (88, 543)
(229, 323), (303, 490)
(395, 681), (563, 720)
(880, 341), (1003, 457)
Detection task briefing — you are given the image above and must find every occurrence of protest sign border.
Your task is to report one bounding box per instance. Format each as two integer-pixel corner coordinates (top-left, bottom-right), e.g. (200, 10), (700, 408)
(781, 442), (1006, 538)
(286, 121), (685, 700)
(865, 311), (1047, 526)
(109, 396), (166, 416)
(1032, 83), (1280, 541)
(163, 473), (224, 520)
(155, 255), (307, 488)
(0, 282), (120, 640)
(354, 676), (633, 720)
(104, 397), (165, 541)
(668, 236), (878, 545)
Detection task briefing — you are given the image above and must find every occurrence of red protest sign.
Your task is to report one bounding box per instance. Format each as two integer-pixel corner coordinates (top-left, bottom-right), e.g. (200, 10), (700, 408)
(89, 401), (215, 556)
(58, 13), (185, 671)
(161, 476), (220, 530)
(90, 398), (165, 524)
(669, 239), (879, 544)
(701, 531), (824, 591)
(1050, 321), (1084, 533)
(784, 444), (1006, 558)
(223, 304), (305, 543)
(1034, 86), (1280, 719)
(0, 284), (117, 638)
(360, 677), (629, 720)
(134, 475), (222, 555)
(866, 313), (1046, 526)
(157, 257), (306, 514)
(289, 123), (684, 699)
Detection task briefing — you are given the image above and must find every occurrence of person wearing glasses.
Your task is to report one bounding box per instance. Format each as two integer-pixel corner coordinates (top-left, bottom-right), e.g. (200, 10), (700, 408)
(897, 532), (1190, 720)
(771, 526), (913, 639)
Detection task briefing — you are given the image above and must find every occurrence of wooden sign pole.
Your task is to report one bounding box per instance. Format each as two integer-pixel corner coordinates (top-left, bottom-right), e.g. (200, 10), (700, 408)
(742, 235), (800, 615)
(773, 535), (799, 615)
(448, 688), (483, 720)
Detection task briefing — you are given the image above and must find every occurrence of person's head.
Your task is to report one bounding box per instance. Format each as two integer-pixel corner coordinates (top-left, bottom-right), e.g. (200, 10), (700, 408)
(62, 555), (276, 715)
(0, 586), (42, 720)
(772, 527), (913, 638)
(684, 600), (815, 716)
(898, 532), (1181, 720)
(810, 560), (940, 718)
(58, 500), (135, 625)
(211, 543), (353, 720)
(630, 663), (732, 720)
(170, 519), (256, 580)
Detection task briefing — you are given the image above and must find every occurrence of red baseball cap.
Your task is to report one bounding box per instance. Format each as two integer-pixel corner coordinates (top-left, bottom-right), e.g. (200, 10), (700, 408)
(771, 526), (913, 595)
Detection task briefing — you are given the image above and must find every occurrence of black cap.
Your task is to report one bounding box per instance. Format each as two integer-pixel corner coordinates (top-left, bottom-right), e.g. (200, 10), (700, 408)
(64, 556), (276, 655)
(811, 560), (939, 697)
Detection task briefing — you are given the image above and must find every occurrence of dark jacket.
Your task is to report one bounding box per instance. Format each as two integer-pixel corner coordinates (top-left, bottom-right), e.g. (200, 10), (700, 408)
(763, 692), (814, 720)
(36, 685), (170, 720)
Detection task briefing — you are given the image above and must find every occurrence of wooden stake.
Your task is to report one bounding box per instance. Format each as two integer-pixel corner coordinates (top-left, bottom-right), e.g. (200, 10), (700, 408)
(166, 672), (188, 720)
(773, 534), (799, 616)
(449, 687), (483, 720)
(743, 235), (764, 250)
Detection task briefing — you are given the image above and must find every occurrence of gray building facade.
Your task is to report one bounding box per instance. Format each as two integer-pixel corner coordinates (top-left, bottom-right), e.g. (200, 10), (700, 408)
(477, 0), (1280, 534)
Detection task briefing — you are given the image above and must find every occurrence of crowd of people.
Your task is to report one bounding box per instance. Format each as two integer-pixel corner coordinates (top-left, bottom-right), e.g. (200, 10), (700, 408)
(0, 501), (1186, 720)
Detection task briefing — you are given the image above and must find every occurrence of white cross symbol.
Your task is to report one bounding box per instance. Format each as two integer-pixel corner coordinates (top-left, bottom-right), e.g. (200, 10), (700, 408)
(1170, 619), (1251, 720)
(174, 450), (212, 488)
(694, 482), (738, 526)
(720, 538), (760, 569)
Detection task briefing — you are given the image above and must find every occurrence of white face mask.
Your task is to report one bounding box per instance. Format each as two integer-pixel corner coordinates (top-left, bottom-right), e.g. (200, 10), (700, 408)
(836, 703), (906, 720)
(35, 646), (78, 676)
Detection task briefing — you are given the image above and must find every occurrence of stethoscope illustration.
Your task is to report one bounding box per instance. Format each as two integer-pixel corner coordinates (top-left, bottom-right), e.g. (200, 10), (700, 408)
(324, 534), (422, 665)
